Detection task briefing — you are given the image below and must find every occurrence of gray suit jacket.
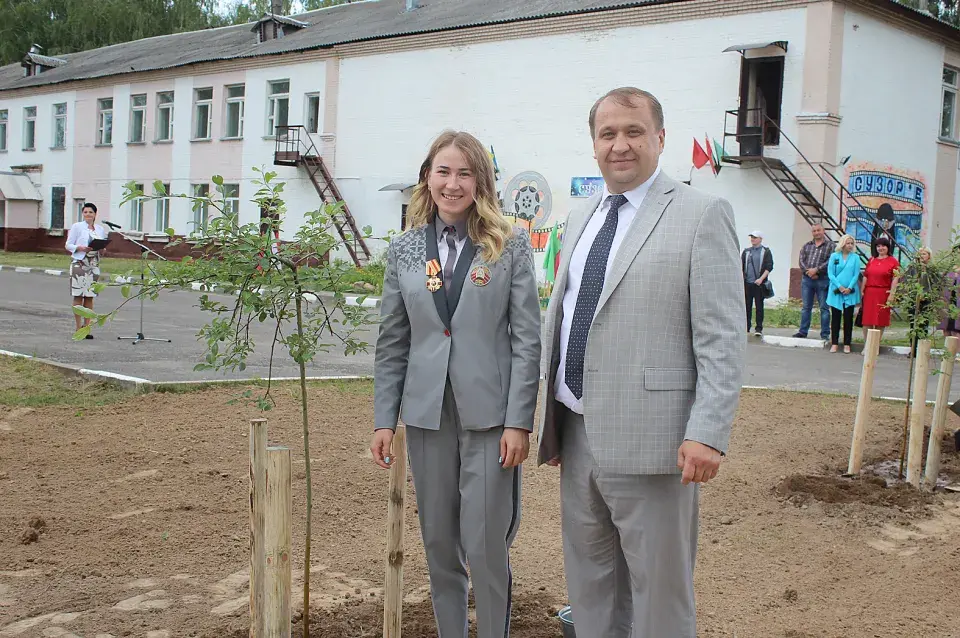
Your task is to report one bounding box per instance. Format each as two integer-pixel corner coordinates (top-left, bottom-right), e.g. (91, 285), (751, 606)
(374, 221), (542, 432)
(536, 172), (745, 474)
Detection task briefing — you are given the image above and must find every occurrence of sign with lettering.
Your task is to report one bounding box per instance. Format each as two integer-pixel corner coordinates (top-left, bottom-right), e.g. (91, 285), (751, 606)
(570, 177), (605, 198)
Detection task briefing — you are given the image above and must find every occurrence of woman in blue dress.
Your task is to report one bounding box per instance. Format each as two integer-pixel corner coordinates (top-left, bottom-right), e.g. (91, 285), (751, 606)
(826, 234), (862, 353)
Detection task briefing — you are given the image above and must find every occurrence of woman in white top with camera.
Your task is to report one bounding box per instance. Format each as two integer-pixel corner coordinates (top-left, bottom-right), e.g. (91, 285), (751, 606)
(65, 202), (108, 338)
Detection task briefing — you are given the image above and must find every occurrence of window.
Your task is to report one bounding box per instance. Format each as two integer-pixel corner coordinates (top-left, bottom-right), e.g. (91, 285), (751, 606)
(0, 110), (7, 151)
(74, 198), (85, 223)
(192, 183), (210, 233)
(156, 183), (171, 233)
(223, 183), (240, 216)
(193, 87), (213, 140)
(0, 201), (5, 227)
(130, 94), (147, 143)
(157, 91), (174, 141)
(23, 106), (37, 150)
(942, 67), (958, 139)
(51, 186), (66, 229)
(305, 93), (320, 134)
(266, 80), (289, 136)
(130, 183), (144, 231)
(52, 103), (67, 149)
(97, 98), (113, 145)
(224, 84), (245, 138)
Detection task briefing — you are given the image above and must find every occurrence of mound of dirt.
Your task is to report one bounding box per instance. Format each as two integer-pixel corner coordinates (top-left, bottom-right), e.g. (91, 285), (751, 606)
(775, 473), (938, 510)
(212, 592), (563, 638)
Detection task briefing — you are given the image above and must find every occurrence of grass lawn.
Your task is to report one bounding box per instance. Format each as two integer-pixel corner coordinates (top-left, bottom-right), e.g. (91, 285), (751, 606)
(0, 356), (133, 409)
(0, 250), (173, 278)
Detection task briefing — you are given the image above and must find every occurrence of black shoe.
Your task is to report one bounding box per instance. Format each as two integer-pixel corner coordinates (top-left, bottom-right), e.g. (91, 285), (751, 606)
(85, 334), (94, 339)
(792, 332), (807, 338)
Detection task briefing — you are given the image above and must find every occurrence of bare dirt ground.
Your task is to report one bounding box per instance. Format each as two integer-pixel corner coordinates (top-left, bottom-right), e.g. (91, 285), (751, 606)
(1, 383), (959, 638)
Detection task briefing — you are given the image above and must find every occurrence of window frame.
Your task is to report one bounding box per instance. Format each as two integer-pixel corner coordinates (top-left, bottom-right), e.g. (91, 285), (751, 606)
(193, 87), (214, 141)
(304, 93), (321, 134)
(224, 84), (245, 139)
(97, 98), (114, 146)
(74, 198), (85, 224)
(942, 66), (959, 140)
(192, 183), (210, 234)
(156, 183), (171, 233)
(129, 94), (147, 143)
(266, 79), (290, 137)
(1, 109), (9, 152)
(156, 91), (175, 142)
(23, 106), (37, 151)
(223, 183), (240, 216)
(52, 103), (67, 149)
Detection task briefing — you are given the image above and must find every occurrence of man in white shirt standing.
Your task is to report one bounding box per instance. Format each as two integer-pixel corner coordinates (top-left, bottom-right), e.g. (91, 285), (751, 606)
(537, 87), (745, 637)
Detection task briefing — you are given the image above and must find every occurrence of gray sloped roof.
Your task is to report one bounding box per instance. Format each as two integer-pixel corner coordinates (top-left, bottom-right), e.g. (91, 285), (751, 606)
(0, 172), (43, 201)
(0, 0), (672, 92)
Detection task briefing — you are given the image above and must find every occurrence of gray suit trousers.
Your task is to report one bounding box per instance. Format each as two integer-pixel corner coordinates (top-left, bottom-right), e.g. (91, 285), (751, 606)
(406, 383), (522, 638)
(559, 407), (699, 638)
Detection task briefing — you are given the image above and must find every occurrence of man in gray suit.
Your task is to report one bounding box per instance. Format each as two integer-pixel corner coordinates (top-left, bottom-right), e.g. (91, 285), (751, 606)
(537, 87), (745, 637)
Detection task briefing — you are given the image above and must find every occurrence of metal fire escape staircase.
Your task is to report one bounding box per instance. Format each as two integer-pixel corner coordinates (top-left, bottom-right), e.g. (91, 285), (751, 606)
(721, 109), (918, 265)
(274, 125), (371, 267)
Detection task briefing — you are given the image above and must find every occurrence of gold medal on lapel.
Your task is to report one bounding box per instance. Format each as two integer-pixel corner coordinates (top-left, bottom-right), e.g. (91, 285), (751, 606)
(470, 264), (491, 287)
(426, 259), (443, 292)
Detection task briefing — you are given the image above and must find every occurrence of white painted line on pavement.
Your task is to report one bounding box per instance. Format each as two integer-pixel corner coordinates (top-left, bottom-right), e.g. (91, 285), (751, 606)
(78, 368), (151, 385)
(761, 335), (824, 349)
(0, 349), (33, 359)
(14, 267), (31, 273)
(44, 269), (63, 276)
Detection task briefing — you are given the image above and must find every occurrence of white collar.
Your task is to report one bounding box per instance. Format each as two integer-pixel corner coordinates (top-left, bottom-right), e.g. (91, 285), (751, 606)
(602, 165), (661, 210)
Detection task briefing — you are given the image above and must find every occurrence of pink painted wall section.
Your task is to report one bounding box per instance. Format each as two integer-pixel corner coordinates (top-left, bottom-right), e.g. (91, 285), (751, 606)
(3, 200), (41, 228)
(126, 78), (174, 190)
(189, 70), (245, 183)
(72, 87), (113, 218)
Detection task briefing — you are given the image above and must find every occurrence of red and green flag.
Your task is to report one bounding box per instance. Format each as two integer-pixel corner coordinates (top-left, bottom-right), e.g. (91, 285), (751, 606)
(543, 224), (562, 283)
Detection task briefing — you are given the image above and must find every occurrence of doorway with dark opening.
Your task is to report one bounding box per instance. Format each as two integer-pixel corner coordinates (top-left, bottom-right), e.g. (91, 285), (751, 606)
(738, 56), (785, 155)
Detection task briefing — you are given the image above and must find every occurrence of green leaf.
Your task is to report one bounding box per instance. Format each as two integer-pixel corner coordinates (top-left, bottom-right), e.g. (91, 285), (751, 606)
(239, 362), (246, 371)
(72, 325), (91, 341)
(165, 227), (175, 237)
(121, 285), (132, 298)
(212, 175), (224, 187)
(72, 306), (98, 319)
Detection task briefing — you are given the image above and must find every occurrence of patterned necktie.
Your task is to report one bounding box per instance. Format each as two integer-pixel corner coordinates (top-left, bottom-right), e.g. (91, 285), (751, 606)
(443, 225), (458, 280)
(565, 193), (628, 400)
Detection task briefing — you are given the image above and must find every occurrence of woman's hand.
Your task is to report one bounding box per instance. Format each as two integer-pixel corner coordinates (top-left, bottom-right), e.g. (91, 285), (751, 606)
(370, 429), (395, 470)
(500, 428), (530, 468)
(77, 245), (90, 253)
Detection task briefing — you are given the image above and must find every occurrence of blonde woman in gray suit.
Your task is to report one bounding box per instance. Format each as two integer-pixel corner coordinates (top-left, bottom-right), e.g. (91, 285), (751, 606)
(370, 130), (541, 638)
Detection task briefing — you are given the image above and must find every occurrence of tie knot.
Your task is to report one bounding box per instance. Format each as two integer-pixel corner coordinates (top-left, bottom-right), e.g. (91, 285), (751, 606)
(607, 194), (628, 214)
(444, 225), (457, 238)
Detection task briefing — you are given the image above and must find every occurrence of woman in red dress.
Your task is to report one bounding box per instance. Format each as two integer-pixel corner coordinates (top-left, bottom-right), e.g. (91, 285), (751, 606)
(859, 236), (900, 342)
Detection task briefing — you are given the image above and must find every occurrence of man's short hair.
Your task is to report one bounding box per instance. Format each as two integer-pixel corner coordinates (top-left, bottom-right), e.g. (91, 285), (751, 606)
(588, 87), (665, 138)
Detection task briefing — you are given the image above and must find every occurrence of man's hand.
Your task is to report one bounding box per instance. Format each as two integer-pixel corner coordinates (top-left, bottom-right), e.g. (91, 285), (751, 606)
(546, 456), (561, 467)
(754, 278), (765, 285)
(677, 440), (722, 485)
(500, 428), (530, 468)
(805, 268), (818, 278)
(370, 429), (395, 470)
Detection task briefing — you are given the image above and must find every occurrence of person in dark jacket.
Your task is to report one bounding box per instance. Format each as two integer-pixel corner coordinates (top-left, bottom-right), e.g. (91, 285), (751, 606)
(741, 230), (773, 337)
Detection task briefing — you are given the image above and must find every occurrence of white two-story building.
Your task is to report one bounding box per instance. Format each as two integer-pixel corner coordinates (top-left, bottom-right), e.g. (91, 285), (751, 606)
(1, 0), (958, 297)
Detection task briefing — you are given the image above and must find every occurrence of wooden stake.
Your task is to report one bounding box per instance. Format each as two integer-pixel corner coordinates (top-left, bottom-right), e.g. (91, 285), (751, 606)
(250, 418), (268, 638)
(906, 339), (933, 487)
(848, 329), (881, 475)
(264, 446), (292, 637)
(923, 336), (960, 490)
(383, 426), (408, 638)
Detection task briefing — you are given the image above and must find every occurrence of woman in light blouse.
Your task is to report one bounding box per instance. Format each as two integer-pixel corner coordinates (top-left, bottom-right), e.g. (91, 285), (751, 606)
(65, 202), (107, 338)
(826, 234), (862, 353)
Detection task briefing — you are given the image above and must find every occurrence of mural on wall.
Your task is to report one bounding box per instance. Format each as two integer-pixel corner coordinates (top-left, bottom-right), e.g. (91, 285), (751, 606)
(501, 170), (553, 230)
(842, 161), (926, 259)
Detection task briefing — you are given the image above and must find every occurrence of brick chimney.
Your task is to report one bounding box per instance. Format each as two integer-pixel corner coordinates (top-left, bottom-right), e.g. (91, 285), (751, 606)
(271, 0), (283, 15)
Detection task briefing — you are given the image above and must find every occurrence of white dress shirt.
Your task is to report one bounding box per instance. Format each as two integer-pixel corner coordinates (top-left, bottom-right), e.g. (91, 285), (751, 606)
(556, 166), (661, 414)
(65, 221), (108, 261)
(435, 214), (468, 272)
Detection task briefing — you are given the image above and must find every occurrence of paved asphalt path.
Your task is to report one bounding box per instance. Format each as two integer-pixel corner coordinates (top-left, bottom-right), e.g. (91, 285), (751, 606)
(1, 269), (957, 402)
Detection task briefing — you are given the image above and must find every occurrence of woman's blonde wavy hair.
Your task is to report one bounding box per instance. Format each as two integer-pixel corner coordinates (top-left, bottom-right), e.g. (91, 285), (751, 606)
(405, 130), (513, 263)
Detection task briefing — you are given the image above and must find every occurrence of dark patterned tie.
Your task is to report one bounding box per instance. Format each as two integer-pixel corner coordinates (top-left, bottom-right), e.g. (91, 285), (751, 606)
(565, 194), (628, 399)
(443, 225), (458, 280)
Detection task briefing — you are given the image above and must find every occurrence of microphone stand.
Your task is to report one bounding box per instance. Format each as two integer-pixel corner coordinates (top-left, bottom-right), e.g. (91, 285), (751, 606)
(115, 229), (172, 345)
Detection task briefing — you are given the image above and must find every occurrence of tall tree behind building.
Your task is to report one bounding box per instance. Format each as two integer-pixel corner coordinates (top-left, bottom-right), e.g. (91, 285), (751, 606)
(897, 0), (960, 26)
(0, 0), (226, 67)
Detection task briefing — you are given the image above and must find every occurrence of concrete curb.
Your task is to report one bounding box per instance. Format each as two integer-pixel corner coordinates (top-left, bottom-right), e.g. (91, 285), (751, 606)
(758, 334), (959, 360)
(0, 349), (150, 391)
(1, 262), (382, 308)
